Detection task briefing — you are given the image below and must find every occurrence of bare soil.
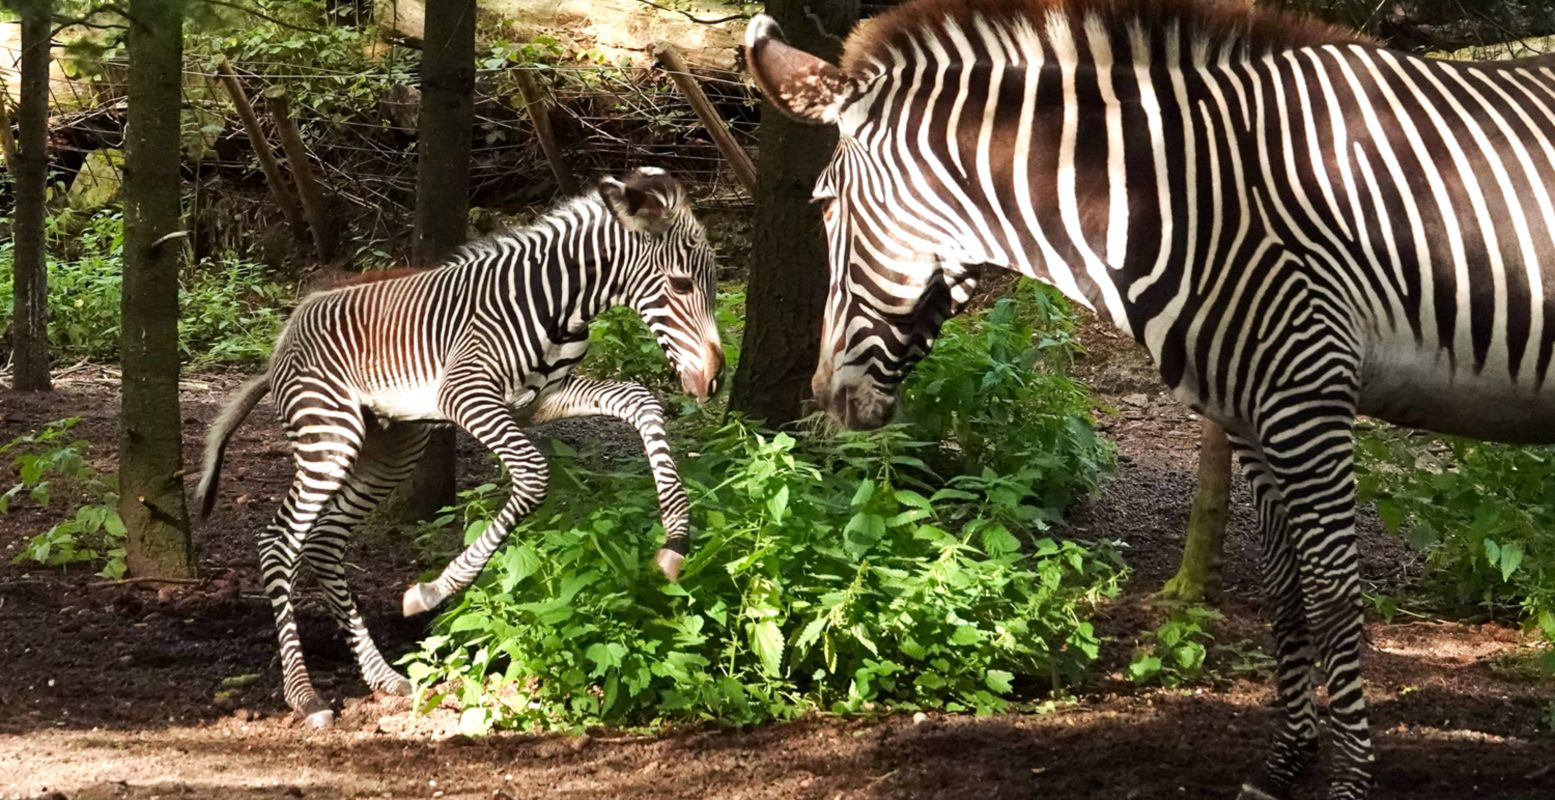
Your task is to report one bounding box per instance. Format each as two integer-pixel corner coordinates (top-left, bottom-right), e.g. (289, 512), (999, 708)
(2, 329), (1553, 800)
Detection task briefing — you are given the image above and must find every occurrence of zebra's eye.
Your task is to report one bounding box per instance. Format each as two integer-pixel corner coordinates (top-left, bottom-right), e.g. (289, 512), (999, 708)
(668, 276), (696, 295)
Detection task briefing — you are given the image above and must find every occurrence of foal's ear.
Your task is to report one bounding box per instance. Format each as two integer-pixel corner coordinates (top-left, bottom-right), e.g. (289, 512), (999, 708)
(744, 14), (850, 125)
(600, 173), (670, 234)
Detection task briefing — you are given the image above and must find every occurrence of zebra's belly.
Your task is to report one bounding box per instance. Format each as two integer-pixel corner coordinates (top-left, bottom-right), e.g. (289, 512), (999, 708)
(362, 382), (445, 422)
(1359, 342), (1555, 445)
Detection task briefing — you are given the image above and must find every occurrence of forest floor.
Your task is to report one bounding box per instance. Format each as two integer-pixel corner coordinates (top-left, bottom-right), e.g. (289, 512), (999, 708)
(2, 320), (1553, 800)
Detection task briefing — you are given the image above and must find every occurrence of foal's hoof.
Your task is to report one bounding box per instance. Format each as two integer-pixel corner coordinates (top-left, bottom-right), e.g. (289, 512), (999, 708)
(655, 548), (685, 582)
(402, 582), (441, 617)
(1237, 783), (1287, 800)
(304, 708), (336, 730)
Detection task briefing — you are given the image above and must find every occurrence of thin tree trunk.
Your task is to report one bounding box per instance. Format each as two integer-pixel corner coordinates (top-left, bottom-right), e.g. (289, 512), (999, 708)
(9, 0), (52, 391)
(729, 0), (859, 425)
(404, 0), (475, 518)
(1161, 419), (1232, 603)
(120, 0), (194, 578)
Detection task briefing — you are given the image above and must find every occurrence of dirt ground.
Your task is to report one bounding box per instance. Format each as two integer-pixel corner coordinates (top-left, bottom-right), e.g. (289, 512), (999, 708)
(2, 324), (1553, 800)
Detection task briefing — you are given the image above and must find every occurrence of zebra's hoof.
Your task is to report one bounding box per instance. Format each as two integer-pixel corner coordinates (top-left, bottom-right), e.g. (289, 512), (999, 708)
(1237, 783), (1286, 800)
(402, 582), (441, 617)
(378, 676), (413, 697)
(304, 708), (335, 730)
(655, 548), (685, 582)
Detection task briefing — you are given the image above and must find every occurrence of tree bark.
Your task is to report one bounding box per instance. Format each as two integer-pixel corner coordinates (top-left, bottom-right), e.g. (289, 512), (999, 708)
(404, 0), (476, 519)
(120, 0), (195, 579)
(1161, 418), (1233, 604)
(9, 0), (52, 392)
(729, 0), (859, 425)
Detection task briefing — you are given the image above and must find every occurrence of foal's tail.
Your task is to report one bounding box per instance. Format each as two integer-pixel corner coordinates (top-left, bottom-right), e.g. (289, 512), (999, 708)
(196, 375), (271, 519)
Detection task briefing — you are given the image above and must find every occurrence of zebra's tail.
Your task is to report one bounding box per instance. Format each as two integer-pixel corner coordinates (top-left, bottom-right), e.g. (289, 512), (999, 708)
(196, 374), (271, 520)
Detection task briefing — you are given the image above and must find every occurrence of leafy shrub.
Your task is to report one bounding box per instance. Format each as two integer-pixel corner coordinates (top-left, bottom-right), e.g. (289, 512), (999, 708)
(0, 209), (292, 367)
(901, 284), (1112, 506)
(3, 419), (126, 579)
(407, 295), (1120, 731)
(408, 420), (1121, 732)
(1357, 427), (1555, 668)
(1126, 606), (1222, 687)
(581, 289), (746, 401)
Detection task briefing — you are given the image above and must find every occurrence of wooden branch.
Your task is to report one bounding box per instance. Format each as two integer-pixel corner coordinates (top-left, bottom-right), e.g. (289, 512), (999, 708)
(0, 97), (18, 176)
(654, 41), (757, 194)
(215, 59), (308, 241)
(514, 68), (578, 196)
(264, 88), (337, 260)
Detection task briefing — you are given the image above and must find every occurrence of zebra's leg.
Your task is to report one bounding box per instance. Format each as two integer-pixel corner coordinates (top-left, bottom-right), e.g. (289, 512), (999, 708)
(528, 377), (692, 580)
(1255, 412), (1373, 800)
(402, 386), (549, 616)
(301, 421), (431, 697)
(262, 403), (365, 728)
(1229, 432), (1320, 800)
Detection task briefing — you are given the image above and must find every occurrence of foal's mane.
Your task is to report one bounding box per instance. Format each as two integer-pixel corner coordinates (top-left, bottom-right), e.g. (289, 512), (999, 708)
(840, 0), (1373, 75)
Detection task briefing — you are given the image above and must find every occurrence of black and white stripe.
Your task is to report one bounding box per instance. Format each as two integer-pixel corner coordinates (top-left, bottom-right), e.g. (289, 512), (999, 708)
(748, 1), (1555, 797)
(197, 168), (723, 728)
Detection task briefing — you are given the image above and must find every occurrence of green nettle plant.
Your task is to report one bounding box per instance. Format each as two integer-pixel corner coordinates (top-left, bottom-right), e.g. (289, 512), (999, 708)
(3, 419), (127, 579)
(1357, 428), (1555, 669)
(407, 287), (1124, 733)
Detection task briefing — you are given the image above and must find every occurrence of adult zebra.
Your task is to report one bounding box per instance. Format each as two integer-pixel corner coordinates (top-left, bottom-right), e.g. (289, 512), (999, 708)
(198, 168), (724, 728)
(746, 1), (1555, 797)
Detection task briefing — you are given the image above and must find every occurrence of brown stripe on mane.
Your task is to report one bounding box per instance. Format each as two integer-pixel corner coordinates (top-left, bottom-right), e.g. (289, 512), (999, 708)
(840, 0), (1374, 76)
(312, 267), (426, 291)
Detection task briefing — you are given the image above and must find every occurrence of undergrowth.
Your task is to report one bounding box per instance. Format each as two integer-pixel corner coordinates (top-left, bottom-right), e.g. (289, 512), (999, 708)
(1358, 426), (1555, 671)
(2, 419), (126, 579)
(407, 283), (1123, 732)
(0, 209), (292, 367)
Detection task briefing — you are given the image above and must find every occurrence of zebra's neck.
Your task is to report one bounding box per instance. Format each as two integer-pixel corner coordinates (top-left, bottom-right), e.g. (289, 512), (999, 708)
(456, 199), (637, 331)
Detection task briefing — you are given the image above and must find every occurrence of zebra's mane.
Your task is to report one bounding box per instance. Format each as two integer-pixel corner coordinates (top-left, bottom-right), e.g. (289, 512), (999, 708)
(840, 0), (1373, 75)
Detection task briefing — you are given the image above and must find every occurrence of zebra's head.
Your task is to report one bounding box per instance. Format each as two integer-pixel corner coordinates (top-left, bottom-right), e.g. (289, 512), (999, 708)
(745, 16), (980, 429)
(599, 168), (725, 402)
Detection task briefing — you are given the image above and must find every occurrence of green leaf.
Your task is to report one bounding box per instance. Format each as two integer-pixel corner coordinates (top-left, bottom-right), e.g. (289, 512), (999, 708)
(984, 669), (1014, 693)
(1499, 542), (1524, 582)
(767, 485), (790, 525)
(750, 620), (784, 677)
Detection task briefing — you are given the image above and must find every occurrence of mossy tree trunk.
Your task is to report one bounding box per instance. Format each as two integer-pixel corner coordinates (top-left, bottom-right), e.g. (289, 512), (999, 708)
(728, 0), (859, 425)
(404, 0), (475, 518)
(119, 0), (194, 578)
(1161, 419), (1232, 603)
(9, 0), (51, 392)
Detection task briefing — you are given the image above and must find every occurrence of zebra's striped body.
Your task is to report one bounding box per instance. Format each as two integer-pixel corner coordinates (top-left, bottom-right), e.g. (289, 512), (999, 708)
(747, 1), (1555, 797)
(197, 169), (723, 728)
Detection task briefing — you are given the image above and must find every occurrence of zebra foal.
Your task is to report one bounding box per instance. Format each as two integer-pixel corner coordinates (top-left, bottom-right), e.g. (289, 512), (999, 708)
(749, 0), (1555, 797)
(197, 168), (724, 728)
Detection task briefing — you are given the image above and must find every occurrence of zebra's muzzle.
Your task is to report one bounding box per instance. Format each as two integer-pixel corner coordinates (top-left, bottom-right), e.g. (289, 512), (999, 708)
(680, 340), (725, 403)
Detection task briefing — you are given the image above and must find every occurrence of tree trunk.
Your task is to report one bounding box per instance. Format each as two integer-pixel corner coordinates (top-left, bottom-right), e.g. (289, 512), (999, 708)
(1161, 419), (1233, 603)
(119, 0), (194, 578)
(404, 0), (475, 518)
(729, 0), (859, 425)
(9, 0), (51, 392)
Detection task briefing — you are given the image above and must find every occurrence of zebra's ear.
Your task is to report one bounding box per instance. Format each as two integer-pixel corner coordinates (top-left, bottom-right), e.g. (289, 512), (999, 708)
(600, 176), (669, 234)
(745, 14), (849, 125)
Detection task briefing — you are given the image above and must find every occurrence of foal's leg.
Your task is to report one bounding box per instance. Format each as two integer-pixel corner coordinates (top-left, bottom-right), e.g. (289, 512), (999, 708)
(263, 397), (365, 727)
(302, 421), (431, 696)
(402, 375), (548, 616)
(529, 376), (692, 579)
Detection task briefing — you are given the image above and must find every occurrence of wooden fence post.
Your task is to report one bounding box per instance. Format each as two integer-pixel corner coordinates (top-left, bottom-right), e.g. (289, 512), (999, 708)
(216, 59), (308, 241)
(655, 41), (757, 194)
(514, 68), (577, 196)
(265, 88), (336, 260)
